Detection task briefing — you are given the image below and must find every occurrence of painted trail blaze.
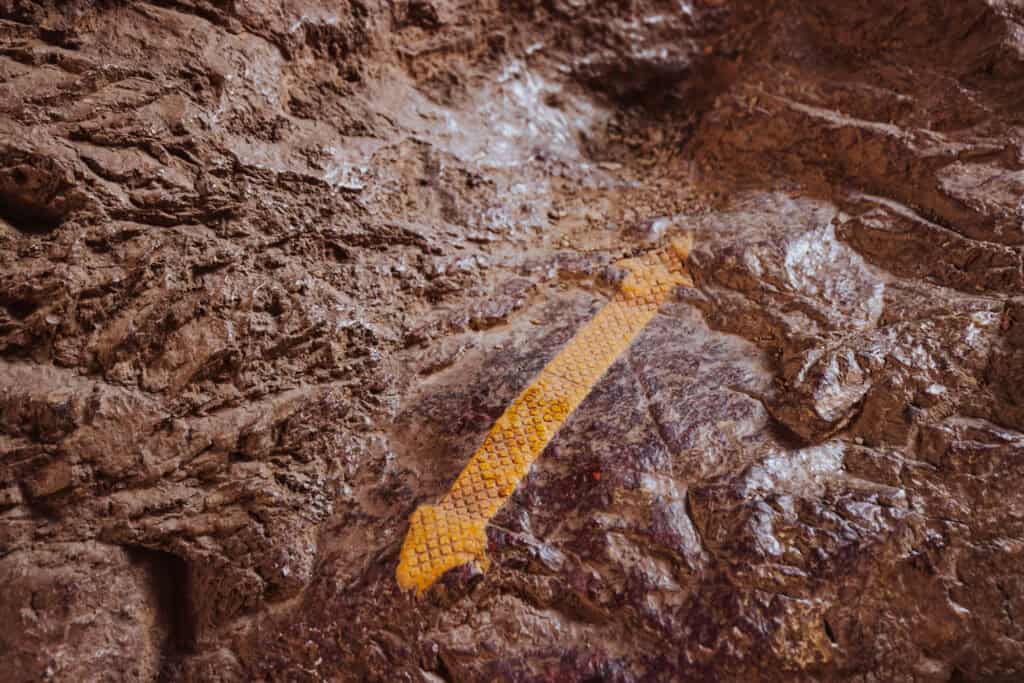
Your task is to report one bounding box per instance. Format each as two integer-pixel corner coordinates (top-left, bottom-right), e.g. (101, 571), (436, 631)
(397, 236), (695, 594)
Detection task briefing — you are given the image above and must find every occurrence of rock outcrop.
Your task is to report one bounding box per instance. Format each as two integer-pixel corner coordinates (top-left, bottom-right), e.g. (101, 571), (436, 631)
(2, 0), (1023, 680)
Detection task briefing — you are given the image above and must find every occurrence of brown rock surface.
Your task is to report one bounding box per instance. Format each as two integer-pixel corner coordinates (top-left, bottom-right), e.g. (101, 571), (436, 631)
(2, 0), (1023, 680)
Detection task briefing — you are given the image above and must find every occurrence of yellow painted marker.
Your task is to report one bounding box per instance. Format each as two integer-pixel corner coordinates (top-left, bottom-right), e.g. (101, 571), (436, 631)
(397, 236), (694, 594)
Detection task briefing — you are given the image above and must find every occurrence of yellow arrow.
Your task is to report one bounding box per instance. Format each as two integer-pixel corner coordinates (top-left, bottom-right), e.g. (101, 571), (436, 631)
(397, 236), (694, 594)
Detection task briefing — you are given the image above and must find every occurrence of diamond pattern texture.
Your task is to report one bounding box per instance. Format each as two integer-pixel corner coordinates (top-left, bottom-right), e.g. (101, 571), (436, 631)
(396, 237), (694, 593)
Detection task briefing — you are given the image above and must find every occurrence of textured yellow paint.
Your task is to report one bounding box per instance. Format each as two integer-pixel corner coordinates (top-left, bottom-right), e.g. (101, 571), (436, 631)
(397, 236), (694, 593)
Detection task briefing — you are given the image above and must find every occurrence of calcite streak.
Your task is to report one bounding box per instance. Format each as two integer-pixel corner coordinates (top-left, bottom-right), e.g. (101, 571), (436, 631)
(397, 237), (694, 593)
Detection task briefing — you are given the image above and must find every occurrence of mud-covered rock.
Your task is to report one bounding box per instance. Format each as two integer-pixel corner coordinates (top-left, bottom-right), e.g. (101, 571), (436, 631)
(4, 0), (1024, 680)
(0, 542), (174, 682)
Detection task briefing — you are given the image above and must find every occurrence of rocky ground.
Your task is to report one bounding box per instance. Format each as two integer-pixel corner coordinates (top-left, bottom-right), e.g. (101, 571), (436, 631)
(2, 0), (1024, 680)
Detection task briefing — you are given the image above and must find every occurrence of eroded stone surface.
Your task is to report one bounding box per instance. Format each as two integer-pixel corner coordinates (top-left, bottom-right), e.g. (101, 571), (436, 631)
(2, 0), (1024, 680)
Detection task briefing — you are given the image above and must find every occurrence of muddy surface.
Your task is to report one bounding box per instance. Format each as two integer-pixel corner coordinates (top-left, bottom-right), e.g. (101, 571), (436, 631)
(2, 0), (1024, 680)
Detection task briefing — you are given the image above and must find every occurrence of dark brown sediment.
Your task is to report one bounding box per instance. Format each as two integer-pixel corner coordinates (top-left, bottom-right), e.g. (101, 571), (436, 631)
(2, 0), (1024, 680)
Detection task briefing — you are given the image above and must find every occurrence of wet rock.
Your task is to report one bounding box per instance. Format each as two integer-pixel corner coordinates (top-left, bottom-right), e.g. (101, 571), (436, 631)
(4, 0), (1024, 680)
(988, 297), (1024, 430)
(0, 543), (171, 682)
(0, 145), (88, 233)
(838, 197), (1024, 295)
